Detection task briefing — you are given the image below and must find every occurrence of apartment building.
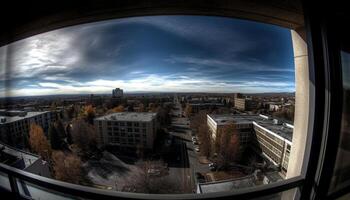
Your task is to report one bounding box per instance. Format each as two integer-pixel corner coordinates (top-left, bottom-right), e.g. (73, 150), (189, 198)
(234, 97), (258, 111)
(112, 88), (123, 98)
(94, 112), (158, 149)
(207, 114), (293, 175)
(0, 110), (56, 148)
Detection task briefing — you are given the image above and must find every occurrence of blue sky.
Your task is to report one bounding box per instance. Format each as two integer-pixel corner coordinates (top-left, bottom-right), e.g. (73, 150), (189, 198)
(0, 15), (295, 97)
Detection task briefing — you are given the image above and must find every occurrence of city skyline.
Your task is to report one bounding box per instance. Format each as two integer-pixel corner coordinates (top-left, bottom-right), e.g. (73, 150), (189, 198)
(0, 15), (295, 97)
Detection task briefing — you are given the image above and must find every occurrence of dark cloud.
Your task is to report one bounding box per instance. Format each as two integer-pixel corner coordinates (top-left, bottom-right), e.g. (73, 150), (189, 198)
(0, 15), (295, 97)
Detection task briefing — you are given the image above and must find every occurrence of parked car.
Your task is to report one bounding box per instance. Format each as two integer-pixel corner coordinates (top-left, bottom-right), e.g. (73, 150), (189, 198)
(195, 146), (200, 152)
(209, 163), (217, 171)
(147, 169), (161, 176)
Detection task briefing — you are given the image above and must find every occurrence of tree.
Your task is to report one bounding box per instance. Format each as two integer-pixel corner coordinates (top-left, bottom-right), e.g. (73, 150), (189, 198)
(29, 123), (52, 160)
(71, 119), (98, 156)
(52, 151), (82, 184)
(55, 119), (66, 139)
(198, 124), (211, 157)
(66, 124), (73, 145)
(156, 106), (171, 126)
(108, 105), (124, 113)
(216, 123), (240, 169)
(184, 103), (192, 117)
(48, 123), (61, 150)
(272, 105), (295, 122)
(190, 111), (211, 157)
(65, 105), (75, 120)
(137, 103), (145, 112)
(123, 160), (180, 193)
(148, 103), (158, 112)
(83, 105), (96, 124)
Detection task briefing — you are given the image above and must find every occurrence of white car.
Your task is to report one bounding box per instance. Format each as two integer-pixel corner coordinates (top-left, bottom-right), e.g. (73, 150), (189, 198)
(195, 147), (200, 152)
(147, 169), (161, 176)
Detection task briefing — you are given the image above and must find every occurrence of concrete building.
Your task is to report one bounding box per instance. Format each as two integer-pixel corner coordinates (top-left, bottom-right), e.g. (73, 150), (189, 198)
(94, 112), (159, 149)
(112, 88), (123, 98)
(207, 114), (293, 175)
(0, 142), (51, 178)
(234, 97), (258, 111)
(189, 103), (225, 113)
(0, 110), (55, 148)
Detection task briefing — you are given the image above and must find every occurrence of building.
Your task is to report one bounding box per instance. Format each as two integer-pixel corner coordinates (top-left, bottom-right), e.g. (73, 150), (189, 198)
(190, 103), (225, 113)
(112, 88), (123, 98)
(94, 112), (159, 149)
(0, 110), (56, 148)
(0, 142), (51, 177)
(234, 97), (258, 111)
(196, 175), (256, 194)
(207, 114), (293, 175)
(207, 114), (253, 154)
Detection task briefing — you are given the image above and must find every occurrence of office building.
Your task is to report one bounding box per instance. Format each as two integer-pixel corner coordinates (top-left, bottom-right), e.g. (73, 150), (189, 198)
(112, 88), (123, 98)
(0, 110), (56, 148)
(94, 112), (159, 149)
(234, 97), (258, 111)
(207, 114), (293, 175)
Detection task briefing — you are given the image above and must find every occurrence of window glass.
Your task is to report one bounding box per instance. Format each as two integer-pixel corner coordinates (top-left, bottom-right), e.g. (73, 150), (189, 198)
(0, 14), (300, 195)
(329, 51), (350, 193)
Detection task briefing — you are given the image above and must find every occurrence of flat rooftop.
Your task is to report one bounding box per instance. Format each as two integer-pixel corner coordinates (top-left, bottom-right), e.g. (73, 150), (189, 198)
(95, 112), (157, 122)
(208, 114), (293, 142)
(0, 110), (50, 124)
(0, 142), (39, 168)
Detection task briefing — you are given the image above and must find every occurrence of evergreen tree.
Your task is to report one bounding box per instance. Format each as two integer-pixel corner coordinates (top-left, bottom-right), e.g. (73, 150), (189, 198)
(48, 123), (61, 150)
(55, 119), (66, 139)
(66, 125), (73, 145)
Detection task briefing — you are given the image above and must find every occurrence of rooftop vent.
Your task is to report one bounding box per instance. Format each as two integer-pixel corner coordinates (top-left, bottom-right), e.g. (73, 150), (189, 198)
(0, 117), (6, 123)
(273, 119), (281, 125)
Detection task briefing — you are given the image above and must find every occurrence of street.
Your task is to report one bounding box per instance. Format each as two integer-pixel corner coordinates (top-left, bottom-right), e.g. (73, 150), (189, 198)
(167, 96), (210, 192)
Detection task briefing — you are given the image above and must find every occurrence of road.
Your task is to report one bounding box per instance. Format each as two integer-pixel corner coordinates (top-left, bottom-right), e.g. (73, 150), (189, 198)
(167, 96), (210, 192)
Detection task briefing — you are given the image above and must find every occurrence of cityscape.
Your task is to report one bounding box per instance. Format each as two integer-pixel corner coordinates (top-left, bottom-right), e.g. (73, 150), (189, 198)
(0, 15), (296, 195)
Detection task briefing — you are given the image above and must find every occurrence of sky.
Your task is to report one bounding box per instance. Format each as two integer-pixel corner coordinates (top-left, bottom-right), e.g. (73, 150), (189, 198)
(0, 15), (295, 97)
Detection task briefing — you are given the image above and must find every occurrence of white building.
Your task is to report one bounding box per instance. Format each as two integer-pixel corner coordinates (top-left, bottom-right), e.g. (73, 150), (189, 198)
(207, 114), (293, 175)
(94, 112), (158, 149)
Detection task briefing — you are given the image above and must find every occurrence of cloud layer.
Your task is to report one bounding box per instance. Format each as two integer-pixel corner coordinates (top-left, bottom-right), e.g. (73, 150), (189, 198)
(0, 15), (295, 97)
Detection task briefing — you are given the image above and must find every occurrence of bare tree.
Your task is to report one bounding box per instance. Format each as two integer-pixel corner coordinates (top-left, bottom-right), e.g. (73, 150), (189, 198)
(81, 105), (96, 124)
(29, 123), (52, 160)
(52, 151), (82, 184)
(148, 103), (158, 112)
(123, 160), (180, 194)
(198, 124), (211, 157)
(216, 123), (240, 169)
(71, 119), (98, 156)
(191, 111), (211, 157)
(184, 103), (192, 117)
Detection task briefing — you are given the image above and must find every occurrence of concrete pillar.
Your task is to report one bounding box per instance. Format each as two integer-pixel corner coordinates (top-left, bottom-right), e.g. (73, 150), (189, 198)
(281, 28), (310, 200)
(286, 28), (309, 179)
